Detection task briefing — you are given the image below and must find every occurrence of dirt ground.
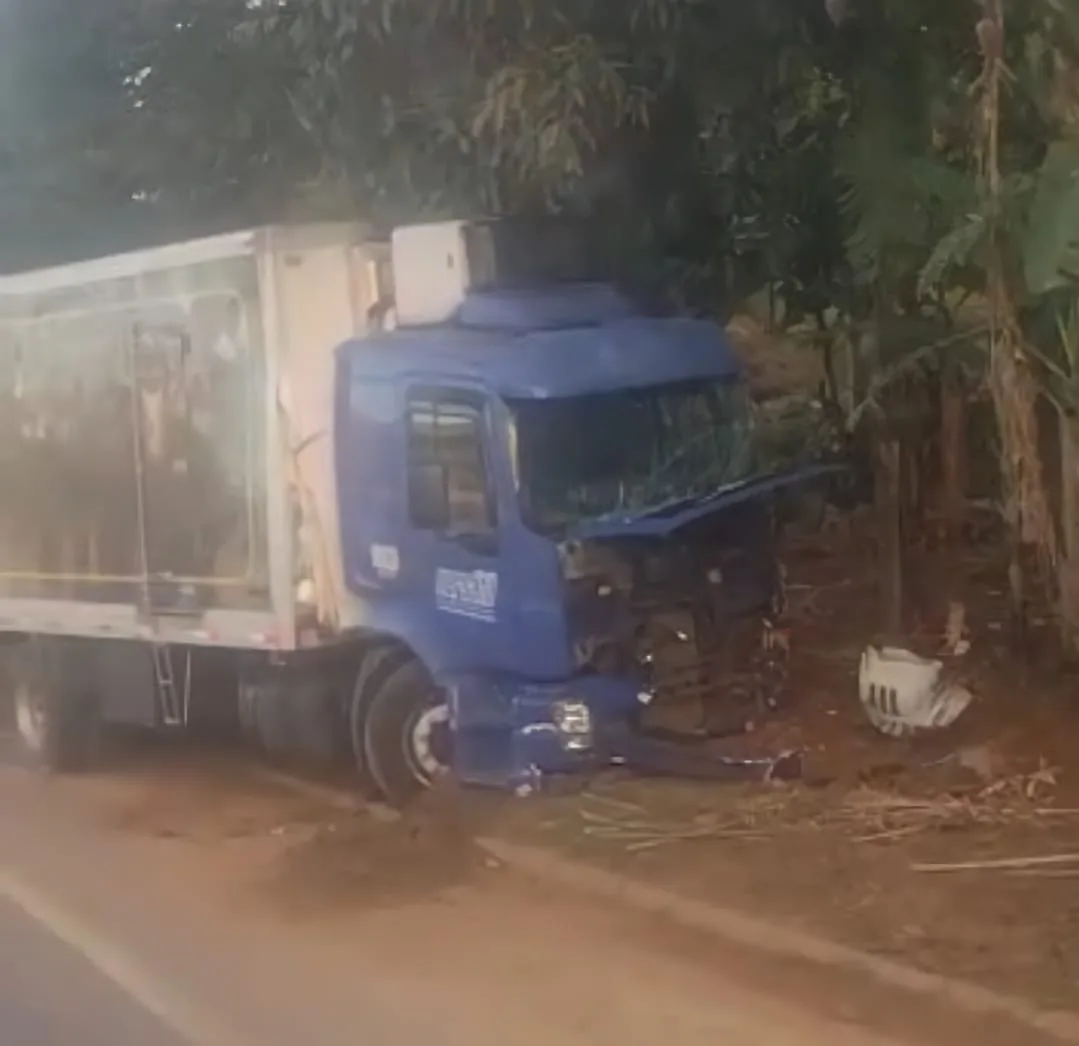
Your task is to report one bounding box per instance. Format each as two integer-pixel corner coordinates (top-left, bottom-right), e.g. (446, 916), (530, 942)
(491, 527), (1079, 1012)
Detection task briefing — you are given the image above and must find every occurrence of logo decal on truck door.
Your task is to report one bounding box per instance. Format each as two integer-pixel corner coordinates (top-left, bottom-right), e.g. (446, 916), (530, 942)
(435, 568), (498, 622)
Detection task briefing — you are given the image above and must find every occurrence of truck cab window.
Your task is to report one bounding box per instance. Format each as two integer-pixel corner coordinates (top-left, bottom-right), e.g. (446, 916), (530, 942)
(407, 396), (495, 534)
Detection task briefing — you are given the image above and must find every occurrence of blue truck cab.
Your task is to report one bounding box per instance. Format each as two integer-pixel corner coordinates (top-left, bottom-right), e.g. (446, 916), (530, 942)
(328, 223), (818, 801)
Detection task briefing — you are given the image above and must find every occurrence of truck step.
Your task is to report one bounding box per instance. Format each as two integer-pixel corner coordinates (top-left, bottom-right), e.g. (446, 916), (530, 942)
(152, 644), (190, 727)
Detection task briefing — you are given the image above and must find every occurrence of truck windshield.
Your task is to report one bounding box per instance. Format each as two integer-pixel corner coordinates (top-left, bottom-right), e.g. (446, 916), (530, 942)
(509, 379), (755, 533)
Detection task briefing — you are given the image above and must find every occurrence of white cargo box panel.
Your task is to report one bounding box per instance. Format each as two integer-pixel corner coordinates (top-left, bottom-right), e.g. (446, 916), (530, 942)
(0, 224), (387, 650)
(392, 220), (496, 326)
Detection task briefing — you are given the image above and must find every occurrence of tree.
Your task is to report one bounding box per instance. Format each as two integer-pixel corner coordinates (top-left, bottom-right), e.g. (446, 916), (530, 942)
(832, 0), (1079, 644)
(0, 0), (851, 318)
(0, 0), (144, 267)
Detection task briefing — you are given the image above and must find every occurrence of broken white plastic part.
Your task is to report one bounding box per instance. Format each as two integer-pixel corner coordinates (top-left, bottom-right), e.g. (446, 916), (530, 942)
(858, 645), (974, 738)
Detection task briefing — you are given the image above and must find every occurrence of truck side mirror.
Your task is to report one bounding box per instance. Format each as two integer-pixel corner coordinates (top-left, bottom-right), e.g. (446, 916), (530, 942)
(409, 463), (450, 531)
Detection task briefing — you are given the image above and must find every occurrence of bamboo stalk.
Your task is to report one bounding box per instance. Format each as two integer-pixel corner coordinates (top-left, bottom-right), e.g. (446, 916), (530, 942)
(913, 853), (1079, 873)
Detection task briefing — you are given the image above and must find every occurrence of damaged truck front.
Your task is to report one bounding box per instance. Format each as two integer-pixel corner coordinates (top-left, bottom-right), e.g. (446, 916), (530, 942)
(334, 220), (833, 797)
(2, 217), (833, 804)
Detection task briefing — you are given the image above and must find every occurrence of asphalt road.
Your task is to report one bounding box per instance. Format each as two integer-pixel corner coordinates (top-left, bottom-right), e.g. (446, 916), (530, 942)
(0, 895), (189, 1046)
(0, 736), (1043, 1046)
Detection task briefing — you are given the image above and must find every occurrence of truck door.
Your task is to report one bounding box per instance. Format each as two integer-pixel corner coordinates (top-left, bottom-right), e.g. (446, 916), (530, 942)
(129, 317), (234, 617)
(403, 387), (513, 671)
(128, 299), (262, 620)
(129, 321), (197, 615)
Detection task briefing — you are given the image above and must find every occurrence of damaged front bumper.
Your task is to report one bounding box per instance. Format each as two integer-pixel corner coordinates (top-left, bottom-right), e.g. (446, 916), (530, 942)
(446, 662), (799, 794)
(446, 671), (647, 791)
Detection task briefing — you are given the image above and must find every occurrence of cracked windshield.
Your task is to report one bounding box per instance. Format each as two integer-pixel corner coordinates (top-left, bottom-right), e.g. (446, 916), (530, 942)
(511, 379), (756, 531)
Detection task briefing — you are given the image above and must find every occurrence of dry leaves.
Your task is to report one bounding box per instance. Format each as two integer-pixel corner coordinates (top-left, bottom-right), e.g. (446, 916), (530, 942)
(573, 760), (1074, 855)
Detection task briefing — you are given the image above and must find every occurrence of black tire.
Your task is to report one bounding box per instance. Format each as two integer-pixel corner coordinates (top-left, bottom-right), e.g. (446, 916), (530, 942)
(361, 658), (449, 806)
(349, 645), (409, 797)
(237, 675), (262, 750)
(252, 679), (291, 757)
(291, 676), (348, 766)
(12, 641), (99, 772)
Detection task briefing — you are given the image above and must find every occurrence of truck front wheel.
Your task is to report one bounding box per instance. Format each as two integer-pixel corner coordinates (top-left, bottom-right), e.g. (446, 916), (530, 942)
(361, 659), (451, 805)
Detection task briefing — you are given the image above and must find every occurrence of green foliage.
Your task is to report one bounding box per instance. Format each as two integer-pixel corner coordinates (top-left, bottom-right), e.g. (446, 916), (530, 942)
(839, 135), (978, 293)
(824, 0), (1079, 433)
(1022, 139), (1079, 295)
(0, 0), (853, 315)
(918, 212), (988, 298)
(0, 0), (1076, 369)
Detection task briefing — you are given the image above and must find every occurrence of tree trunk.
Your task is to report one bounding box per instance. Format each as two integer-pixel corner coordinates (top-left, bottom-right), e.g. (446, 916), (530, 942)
(1057, 414), (1079, 654)
(939, 376), (967, 543)
(986, 303), (1056, 649)
(977, 0), (1057, 649)
(875, 435), (905, 640)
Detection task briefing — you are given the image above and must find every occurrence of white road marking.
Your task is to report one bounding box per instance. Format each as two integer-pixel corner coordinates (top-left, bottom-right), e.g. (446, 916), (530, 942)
(0, 867), (249, 1046)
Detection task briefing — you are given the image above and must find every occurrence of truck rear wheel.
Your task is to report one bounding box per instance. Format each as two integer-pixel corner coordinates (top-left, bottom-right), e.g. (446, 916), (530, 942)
(12, 641), (99, 772)
(361, 658), (450, 806)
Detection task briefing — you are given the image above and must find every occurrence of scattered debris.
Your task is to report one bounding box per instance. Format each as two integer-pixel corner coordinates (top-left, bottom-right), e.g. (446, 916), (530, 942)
(823, 786), (1070, 842)
(570, 771), (1079, 855)
(942, 600), (972, 656)
(979, 758), (1059, 802)
(858, 646), (974, 737)
(616, 730), (804, 782)
(579, 806), (768, 852)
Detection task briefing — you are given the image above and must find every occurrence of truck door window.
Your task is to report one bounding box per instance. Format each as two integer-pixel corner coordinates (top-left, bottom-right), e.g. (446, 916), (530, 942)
(407, 395), (495, 535)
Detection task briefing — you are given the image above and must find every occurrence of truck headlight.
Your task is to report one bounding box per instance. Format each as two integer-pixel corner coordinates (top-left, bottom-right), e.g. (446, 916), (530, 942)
(552, 699), (593, 752)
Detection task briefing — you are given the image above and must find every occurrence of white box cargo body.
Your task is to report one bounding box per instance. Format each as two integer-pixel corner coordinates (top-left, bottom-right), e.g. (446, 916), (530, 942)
(0, 224), (388, 651)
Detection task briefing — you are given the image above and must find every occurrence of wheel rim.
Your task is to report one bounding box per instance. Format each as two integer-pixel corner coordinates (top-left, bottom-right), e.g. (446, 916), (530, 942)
(405, 703), (451, 782)
(14, 681), (46, 753)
